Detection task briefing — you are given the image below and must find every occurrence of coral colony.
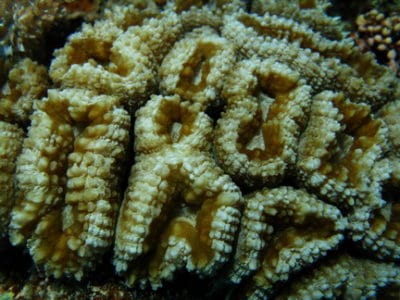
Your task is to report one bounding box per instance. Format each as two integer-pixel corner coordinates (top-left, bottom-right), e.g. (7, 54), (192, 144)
(0, 0), (399, 299)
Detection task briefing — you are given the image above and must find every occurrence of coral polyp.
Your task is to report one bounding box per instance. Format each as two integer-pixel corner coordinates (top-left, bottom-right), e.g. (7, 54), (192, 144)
(0, 0), (399, 299)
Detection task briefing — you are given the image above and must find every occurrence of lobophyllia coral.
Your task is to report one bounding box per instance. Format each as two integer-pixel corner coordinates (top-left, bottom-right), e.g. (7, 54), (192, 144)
(215, 58), (311, 188)
(159, 27), (236, 109)
(1, 0), (101, 64)
(349, 157), (400, 260)
(230, 186), (347, 299)
(296, 90), (389, 208)
(0, 121), (23, 238)
(114, 95), (242, 289)
(49, 7), (182, 110)
(0, 0), (400, 299)
(9, 88), (130, 279)
(251, 0), (346, 40)
(0, 58), (49, 124)
(339, 129), (400, 298)
(379, 99), (400, 154)
(275, 253), (400, 299)
(221, 6), (397, 108)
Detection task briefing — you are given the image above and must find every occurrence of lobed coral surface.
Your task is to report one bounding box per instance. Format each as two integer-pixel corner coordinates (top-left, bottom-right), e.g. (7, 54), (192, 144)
(0, 0), (400, 299)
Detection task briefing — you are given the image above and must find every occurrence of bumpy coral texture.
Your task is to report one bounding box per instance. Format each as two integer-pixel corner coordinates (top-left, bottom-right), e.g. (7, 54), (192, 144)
(0, 58), (49, 124)
(0, 121), (23, 238)
(276, 254), (400, 299)
(9, 88), (130, 279)
(2, 0), (100, 61)
(215, 58), (311, 188)
(1, 0), (400, 299)
(230, 186), (347, 298)
(114, 95), (242, 289)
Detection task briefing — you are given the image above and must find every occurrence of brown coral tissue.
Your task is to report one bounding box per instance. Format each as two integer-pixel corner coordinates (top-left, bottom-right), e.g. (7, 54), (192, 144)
(0, 0), (400, 299)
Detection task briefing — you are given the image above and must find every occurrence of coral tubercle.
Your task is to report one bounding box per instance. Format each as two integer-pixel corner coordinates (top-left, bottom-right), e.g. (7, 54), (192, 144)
(0, 0), (399, 299)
